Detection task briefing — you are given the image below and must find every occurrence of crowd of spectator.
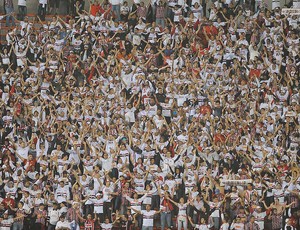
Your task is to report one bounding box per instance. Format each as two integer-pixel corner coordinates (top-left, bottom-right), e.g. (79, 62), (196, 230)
(0, 0), (299, 229)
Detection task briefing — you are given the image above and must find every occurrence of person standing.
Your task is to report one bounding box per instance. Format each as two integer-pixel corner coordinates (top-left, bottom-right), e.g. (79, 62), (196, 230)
(17, 0), (26, 21)
(48, 203), (60, 230)
(131, 204), (161, 230)
(167, 197), (189, 230)
(0, 211), (14, 230)
(155, 1), (166, 28)
(245, 216), (260, 230)
(33, 204), (47, 230)
(48, 0), (60, 14)
(160, 192), (173, 230)
(9, 202), (28, 230)
(55, 214), (71, 230)
(66, 203), (80, 230)
(38, 0), (47, 21)
(4, 0), (15, 27)
(76, 213), (96, 230)
(109, 0), (122, 21)
(91, 193), (105, 224)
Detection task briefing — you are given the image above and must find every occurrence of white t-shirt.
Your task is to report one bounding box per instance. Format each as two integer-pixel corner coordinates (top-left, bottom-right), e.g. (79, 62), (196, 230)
(18, 0), (26, 6)
(0, 218), (14, 230)
(102, 185), (114, 202)
(100, 223), (113, 230)
(109, 0), (122, 5)
(126, 194), (147, 213)
(121, 71), (133, 90)
(55, 186), (70, 203)
(178, 203), (188, 216)
(16, 145), (30, 161)
(220, 223), (230, 230)
(125, 107), (136, 123)
(208, 201), (221, 218)
(0, 218), (13, 230)
(39, 0), (47, 5)
(55, 220), (71, 229)
(49, 209), (60, 225)
(160, 102), (172, 117)
(100, 157), (113, 172)
(92, 198), (104, 213)
(253, 211), (266, 230)
(195, 224), (211, 230)
(147, 104), (157, 117)
(141, 210), (156, 227)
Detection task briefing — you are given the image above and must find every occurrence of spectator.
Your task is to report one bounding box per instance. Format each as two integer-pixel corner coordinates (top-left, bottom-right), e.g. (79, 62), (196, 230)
(17, 0), (26, 21)
(38, 0), (47, 21)
(155, 1), (166, 28)
(55, 214), (70, 230)
(48, 0), (61, 15)
(109, 0), (122, 21)
(4, 0), (15, 27)
(120, 1), (130, 21)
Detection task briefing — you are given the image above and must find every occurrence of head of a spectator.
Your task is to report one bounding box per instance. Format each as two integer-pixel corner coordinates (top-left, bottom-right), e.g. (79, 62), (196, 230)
(105, 179), (111, 187)
(103, 216), (110, 224)
(131, 192), (138, 200)
(86, 213), (93, 220)
(178, 197), (185, 204)
(53, 202), (59, 210)
(2, 210), (8, 219)
(59, 180), (65, 188)
(39, 203), (45, 211)
(59, 213), (66, 222)
(96, 192), (103, 199)
(23, 191), (30, 199)
(145, 204), (151, 211)
(7, 180), (14, 188)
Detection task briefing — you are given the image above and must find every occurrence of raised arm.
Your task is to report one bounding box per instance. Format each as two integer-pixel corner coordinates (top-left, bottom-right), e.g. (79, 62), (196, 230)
(166, 197), (178, 207)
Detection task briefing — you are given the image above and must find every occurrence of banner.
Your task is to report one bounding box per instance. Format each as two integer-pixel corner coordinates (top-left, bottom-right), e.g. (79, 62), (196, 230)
(281, 8), (300, 15)
(220, 179), (253, 186)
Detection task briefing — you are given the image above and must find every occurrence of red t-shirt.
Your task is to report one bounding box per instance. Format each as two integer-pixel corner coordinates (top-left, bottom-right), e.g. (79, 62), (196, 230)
(90, 4), (101, 16)
(24, 159), (37, 170)
(249, 69), (261, 78)
(2, 197), (15, 209)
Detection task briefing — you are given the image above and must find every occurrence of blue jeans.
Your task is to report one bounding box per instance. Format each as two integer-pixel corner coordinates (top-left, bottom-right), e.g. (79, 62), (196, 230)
(212, 217), (220, 230)
(151, 4), (156, 19)
(156, 18), (165, 28)
(166, 6), (174, 20)
(112, 4), (120, 21)
(161, 212), (171, 230)
(12, 222), (23, 230)
(70, 221), (79, 230)
(177, 216), (187, 230)
(5, 7), (15, 26)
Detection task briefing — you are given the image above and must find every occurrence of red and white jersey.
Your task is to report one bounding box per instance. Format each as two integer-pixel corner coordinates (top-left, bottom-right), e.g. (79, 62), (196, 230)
(141, 210), (156, 227)
(91, 198), (104, 213)
(84, 219), (95, 230)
